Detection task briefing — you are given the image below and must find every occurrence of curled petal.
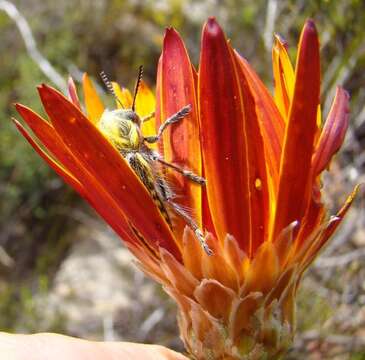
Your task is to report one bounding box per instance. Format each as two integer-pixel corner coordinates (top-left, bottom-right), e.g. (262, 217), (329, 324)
(312, 87), (350, 175)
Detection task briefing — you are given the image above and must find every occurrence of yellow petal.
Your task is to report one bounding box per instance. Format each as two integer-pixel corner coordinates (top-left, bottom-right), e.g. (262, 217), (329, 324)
(135, 80), (157, 140)
(82, 73), (104, 124)
(111, 82), (133, 109)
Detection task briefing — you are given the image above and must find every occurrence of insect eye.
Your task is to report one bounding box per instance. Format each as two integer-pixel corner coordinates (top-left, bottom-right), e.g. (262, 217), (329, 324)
(124, 110), (140, 124)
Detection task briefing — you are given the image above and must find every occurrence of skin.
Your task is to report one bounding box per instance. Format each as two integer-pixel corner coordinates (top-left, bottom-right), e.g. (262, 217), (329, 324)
(0, 333), (189, 360)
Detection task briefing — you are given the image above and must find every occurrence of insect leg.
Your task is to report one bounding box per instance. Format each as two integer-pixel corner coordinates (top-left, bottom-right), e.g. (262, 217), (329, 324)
(141, 112), (155, 123)
(166, 198), (213, 256)
(144, 104), (191, 143)
(157, 157), (206, 185)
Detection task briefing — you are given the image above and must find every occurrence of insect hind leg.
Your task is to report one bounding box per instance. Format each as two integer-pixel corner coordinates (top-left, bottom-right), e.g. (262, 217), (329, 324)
(157, 157), (206, 185)
(166, 198), (213, 256)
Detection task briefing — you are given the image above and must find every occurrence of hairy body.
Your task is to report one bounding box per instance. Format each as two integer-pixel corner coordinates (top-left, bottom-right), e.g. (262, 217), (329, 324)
(97, 106), (212, 255)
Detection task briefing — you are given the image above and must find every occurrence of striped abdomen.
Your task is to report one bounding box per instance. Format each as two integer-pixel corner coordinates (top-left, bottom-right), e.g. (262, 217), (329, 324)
(127, 152), (172, 229)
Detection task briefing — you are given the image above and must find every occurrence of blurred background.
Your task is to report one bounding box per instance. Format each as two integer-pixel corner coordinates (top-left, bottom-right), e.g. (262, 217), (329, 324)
(0, 0), (364, 358)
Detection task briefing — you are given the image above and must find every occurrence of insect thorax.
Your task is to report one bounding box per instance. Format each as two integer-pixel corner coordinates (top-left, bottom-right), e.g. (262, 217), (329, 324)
(97, 109), (142, 152)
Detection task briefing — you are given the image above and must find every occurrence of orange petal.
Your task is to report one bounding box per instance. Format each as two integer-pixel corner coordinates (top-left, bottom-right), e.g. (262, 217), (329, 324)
(182, 227), (203, 280)
(188, 298), (223, 348)
(157, 28), (202, 234)
(234, 52), (284, 191)
(234, 53), (270, 254)
(194, 279), (236, 323)
(272, 20), (321, 240)
(82, 73), (104, 124)
(37, 84), (181, 259)
(274, 221), (298, 269)
(224, 235), (246, 282)
(229, 292), (263, 340)
(243, 241), (280, 294)
(160, 248), (198, 297)
(272, 35), (295, 119)
(202, 234), (238, 290)
(312, 87), (350, 175)
(67, 77), (81, 109)
(294, 198), (325, 251)
(199, 18), (267, 254)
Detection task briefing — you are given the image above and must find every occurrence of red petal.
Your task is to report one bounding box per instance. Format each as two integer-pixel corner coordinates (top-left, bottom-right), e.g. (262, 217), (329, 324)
(199, 18), (267, 254)
(312, 87), (350, 175)
(156, 28), (203, 236)
(15, 105), (138, 245)
(37, 85), (181, 258)
(13, 118), (84, 196)
(272, 20), (321, 239)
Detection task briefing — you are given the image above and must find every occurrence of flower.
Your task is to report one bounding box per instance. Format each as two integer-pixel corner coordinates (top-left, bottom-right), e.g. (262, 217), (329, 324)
(15, 18), (357, 359)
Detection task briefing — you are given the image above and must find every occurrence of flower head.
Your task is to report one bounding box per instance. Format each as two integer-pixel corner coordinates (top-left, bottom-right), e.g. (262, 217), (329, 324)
(15, 18), (357, 359)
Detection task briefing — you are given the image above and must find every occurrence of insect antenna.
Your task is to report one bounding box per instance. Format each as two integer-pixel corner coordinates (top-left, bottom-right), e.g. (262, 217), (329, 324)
(100, 71), (124, 109)
(132, 65), (143, 112)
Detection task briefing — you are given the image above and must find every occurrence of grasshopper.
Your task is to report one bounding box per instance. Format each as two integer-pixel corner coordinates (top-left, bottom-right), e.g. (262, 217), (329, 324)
(97, 67), (212, 255)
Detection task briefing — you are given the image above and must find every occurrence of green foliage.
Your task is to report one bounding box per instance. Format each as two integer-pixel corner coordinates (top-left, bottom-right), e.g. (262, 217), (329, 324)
(296, 283), (334, 332)
(0, 275), (66, 332)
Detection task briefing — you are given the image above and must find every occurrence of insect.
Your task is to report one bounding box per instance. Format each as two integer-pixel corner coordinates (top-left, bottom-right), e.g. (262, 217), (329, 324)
(97, 67), (212, 256)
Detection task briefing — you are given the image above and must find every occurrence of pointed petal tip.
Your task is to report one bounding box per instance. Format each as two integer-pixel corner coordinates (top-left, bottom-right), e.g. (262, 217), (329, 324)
(303, 19), (318, 36)
(305, 18), (316, 28)
(338, 85), (350, 99)
(14, 102), (34, 115)
(37, 83), (55, 95)
(204, 17), (221, 36)
(164, 27), (177, 36)
(163, 27), (183, 45)
(274, 33), (288, 48)
(11, 117), (21, 126)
